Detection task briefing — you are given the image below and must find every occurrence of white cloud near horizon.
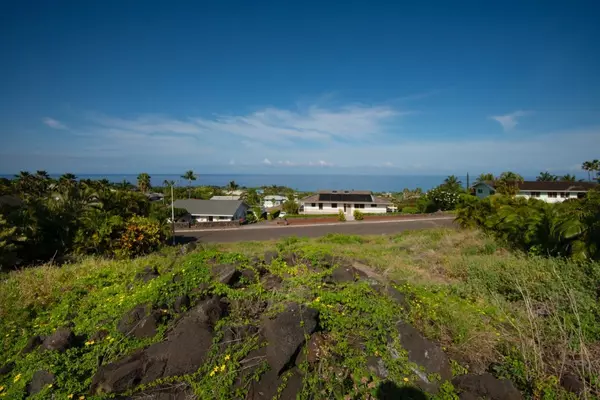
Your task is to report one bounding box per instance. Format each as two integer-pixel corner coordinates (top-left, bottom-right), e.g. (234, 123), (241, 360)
(490, 110), (531, 131)
(42, 117), (67, 130)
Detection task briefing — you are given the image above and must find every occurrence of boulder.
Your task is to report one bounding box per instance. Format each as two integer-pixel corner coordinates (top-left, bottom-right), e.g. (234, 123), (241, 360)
(395, 321), (451, 392)
(27, 370), (55, 395)
(211, 264), (241, 285)
(179, 242), (197, 255)
(296, 333), (326, 365)
(117, 304), (159, 339)
(560, 372), (584, 395)
(173, 295), (190, 313)
(261, 274), (282, 291)
(91, 351), (145, 394)
(385, 286), (411, 312)
(22, 335), (43, 354)
(329, 265), (367, 284)
(42, 328), (74, 352)
(261, 303), (319, 374)
(366, 356), (389, 379)
(91, 297), (228, 394)
(91, 329), (110, 342)
(452, 373), (523, 400)
(0, 361), (15, 377)
(240, 268), (258, 283)
(135, 266), (159, 283)
(263, 250), (278, 264)
(246, 367), (303, 400)
(131, 385), (192, 399)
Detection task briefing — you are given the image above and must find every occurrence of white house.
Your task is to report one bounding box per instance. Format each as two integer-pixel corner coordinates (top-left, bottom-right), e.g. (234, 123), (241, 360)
(263, 195), (287, 208)
(173, 199), (249, 222)
(299, 190), (392, 215)
(472, 181), (597, 203)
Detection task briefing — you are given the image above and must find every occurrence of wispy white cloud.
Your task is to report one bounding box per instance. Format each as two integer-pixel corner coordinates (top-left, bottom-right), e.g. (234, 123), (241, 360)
(43, 117), (67, 130)
(263, 158), (272, 165)
(490, 110), (531, 131)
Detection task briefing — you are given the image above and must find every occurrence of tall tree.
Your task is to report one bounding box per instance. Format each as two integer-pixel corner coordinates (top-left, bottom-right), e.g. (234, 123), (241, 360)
(592, 159), (600, 181)
(495, 171), (524, 196)
(137, 173), (151, 193)
(443, 175), (462, 190)
(475, 173), (495, 184)
(582, 161), (592, 181)
(181, 170), (196, 198)
(560, 174), (577, 182)
(241, 188), (261, 206)
(227, 180), (239, 193)
(536, 171), (557, 181)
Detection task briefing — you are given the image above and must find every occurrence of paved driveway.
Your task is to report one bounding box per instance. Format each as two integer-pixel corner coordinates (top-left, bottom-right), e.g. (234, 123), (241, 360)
(176, 217), (455, 243)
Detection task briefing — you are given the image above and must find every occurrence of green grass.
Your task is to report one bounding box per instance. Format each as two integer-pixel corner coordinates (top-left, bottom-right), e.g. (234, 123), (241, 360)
(1, 228), (599, 399)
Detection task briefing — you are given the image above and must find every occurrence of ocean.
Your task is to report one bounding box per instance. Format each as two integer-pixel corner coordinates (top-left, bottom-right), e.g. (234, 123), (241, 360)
(0, 174), (468, 192)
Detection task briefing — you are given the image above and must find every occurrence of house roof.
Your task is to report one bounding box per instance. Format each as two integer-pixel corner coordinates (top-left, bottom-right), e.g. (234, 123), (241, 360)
(173, 199), (245, 216)
(474, 181), (597, 192)
(210, 195), (241, 200)
(264, 195), (287, 201)
(299, 191), (392, 205)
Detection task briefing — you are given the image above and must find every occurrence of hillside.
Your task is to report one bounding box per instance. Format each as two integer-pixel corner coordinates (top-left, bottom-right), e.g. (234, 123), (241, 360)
(1, 228), (599, 399)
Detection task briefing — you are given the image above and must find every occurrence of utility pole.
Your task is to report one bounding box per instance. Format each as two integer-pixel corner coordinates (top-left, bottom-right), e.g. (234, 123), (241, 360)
(171, 182), (175, 245)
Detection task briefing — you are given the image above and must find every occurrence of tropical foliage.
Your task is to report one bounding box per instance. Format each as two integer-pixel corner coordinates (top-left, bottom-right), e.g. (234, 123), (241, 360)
(582, 159), (600, 182)
(0, 173), (171, 270)
(136, 173), (152, 193)
(455, 188), (600, 260)
(536, 171), (557, 181)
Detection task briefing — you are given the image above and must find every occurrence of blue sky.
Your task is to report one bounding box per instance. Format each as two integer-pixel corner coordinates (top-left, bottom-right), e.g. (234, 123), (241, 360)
(1, 0), (599, 175)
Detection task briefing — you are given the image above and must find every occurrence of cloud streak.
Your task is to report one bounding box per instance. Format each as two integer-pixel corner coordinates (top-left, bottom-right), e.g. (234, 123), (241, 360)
(43, 117), (67, 130)
(490, 110), (531, 131)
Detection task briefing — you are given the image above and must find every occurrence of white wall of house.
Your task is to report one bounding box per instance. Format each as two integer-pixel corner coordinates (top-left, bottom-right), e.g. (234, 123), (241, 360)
(302, 202), (388, 214)
(191, 204), (249, 222)
(263, 197), (287, 208)
(516, 191), (584, 203)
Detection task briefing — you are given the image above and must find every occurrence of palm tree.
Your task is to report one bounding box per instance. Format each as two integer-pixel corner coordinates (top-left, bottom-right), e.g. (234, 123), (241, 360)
(35, 170), (50, 179)
(137, 173), (151, 193)
(181, 170), (196, 199)
(559, 174), (577, 182)
(582, 161), (592, 181)
(443, 175), (462, 189)
(475, 173), (495, 184)
(592, 159), (600, 181)
(163, 179), (174, 187)
(536, 171), (557, 181)
(495, 171), (524, 196)
(226, 180), (239, 193)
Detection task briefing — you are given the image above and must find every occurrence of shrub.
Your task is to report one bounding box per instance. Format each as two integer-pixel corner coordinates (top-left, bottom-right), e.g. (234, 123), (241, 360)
(353, 210), (364, 220)
(337, 209), (346, 222)
(401, 206), (418, 214)
(282, 200), (299, 214)
(270, 210), (281, 219)
(114, 216), (167, 258)
(416, 197), (438, 213)
(427, 186), (461, 211)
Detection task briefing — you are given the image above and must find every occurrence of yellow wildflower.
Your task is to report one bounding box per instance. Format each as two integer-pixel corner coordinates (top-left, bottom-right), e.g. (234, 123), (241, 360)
(213, 366), (219, 372)
(314, 297), (321, 302)
(403, 377), (409, 382)
(85, 340), (95, 346)
(209, 370), (215, 377)
(219, 364), (226, 372)
(79, 396), (85, 400)
(13, 374), (21, 383)
(68, 395), (74, 399)
(224, 354), (231, 361)
(0, 386), (4, 392)
(47, 384), (53, 388)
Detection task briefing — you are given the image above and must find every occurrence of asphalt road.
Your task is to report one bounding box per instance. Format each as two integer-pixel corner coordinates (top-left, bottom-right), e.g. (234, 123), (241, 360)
(176, 217), (455, 243)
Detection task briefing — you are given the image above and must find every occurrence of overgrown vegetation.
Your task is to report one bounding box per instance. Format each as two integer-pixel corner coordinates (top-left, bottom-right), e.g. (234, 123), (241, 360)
(455, 188), (600, 260)
(0, 172), (171, 269)
(1, 229), (598, 399)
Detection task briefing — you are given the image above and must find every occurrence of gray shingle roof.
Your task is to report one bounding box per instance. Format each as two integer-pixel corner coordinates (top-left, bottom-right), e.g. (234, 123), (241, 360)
(173, 199), (245, 216)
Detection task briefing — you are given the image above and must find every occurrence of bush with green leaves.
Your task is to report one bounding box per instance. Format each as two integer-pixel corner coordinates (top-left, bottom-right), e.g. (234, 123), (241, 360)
(426, 186), (461, 211)
(353, 210), (364, 220)
(337, 209), (346, 222)
(401, 206), (418, 214)
(455, 188), (600, 260)
(416, 197), (438, 213)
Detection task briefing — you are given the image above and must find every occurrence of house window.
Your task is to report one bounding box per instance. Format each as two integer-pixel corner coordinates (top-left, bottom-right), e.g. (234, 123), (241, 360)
(547, 192), (557, 198)
(577, 193), (585, 199)
(319, 203), (323, 210)
(560, 192), (569, 198)
(311, 203), (316, 207)
(477, 189), (483, 193)
(371, 204), (377, 207)
(530, 192), (540, 197)
(354, 204), (365, 209)
(331, 203), (337, 208)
